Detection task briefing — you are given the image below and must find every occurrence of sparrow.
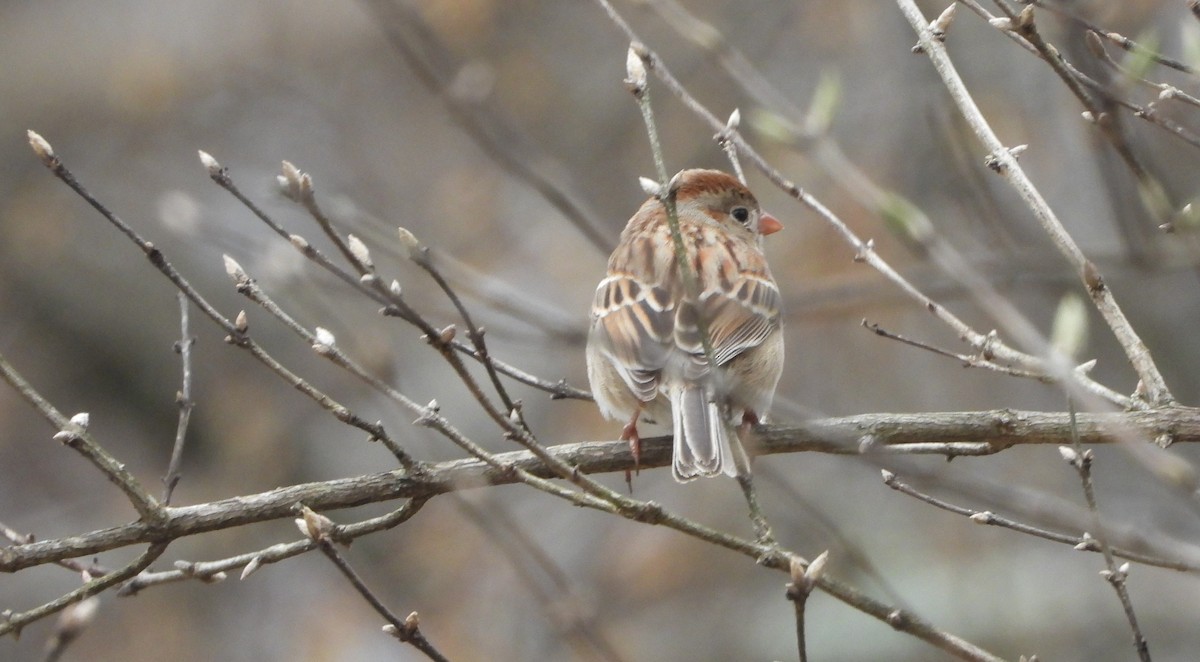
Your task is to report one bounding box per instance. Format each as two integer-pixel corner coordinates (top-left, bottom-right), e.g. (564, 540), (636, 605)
(587, 169), (784, 481)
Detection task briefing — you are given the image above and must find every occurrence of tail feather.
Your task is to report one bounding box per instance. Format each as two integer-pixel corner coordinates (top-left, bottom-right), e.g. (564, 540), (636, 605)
(671, 387), (738, 481)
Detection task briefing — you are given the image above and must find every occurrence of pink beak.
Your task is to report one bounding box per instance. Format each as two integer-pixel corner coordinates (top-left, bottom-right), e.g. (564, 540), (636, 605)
(759, 212), (783, 236)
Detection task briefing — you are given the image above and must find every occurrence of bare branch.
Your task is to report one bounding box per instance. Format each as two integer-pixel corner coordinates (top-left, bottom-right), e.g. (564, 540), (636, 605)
(119, 498), (427, 595)
(0, 351), (163, 525)
(296, 506), (450, 662)
(7, 409), (1200, 572)
(387, 224), (528, 423)
(785, 551), (827, 662)
(0, 542), (167, 638)
(214, 162), (616, 500)
(161, 292), (195, 504)
(1061, 402), (1151, 660)
(356, 0), (614, 253)
(882, 470), (1195, 572)
(224, 260), (612, 507)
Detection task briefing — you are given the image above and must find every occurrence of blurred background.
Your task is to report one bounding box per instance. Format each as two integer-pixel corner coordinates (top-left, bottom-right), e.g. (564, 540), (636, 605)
(3, 0), (1200, 660)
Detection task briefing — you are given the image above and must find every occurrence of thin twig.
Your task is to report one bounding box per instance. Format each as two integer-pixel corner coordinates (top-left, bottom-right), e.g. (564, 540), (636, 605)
(161, 292), (195, 504)
(297, 507), (450, 662)
(882, 470), (1195, 572)
(455, 347), (591, 401)
(120, 498), (427, 595)
(0, 351), (163, 525)
(1062, 400), (1151, 660)
(203, 155), (380, 302)
(1086, 32), (1200, 110)
(863, 318), (1065, 382)
(735, 466), (775, 544)
(0, 543), (167, 638)
(785, 551), (827, 662)
(407, 243), (527, 422)
(627, 40), (778, 542)
(224, 261), (422, 468)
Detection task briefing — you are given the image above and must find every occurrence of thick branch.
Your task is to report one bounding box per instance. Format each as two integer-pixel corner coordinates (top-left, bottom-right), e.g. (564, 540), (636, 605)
(3, 408), (1197, 573)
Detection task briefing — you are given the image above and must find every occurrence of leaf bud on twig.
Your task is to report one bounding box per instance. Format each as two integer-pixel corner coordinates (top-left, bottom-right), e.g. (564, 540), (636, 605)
(27, 130), (56, 166)
(625, 43), (648, 95)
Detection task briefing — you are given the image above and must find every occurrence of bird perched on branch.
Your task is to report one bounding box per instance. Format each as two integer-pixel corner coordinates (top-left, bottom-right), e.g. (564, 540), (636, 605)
(587, 169), (784, 481)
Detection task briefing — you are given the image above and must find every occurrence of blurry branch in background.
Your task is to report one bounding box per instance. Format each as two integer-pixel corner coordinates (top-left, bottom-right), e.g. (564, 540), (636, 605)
(356, 0), (615, 254)
(41, 588), (100, 662)
(1023, 0), (1196, 75)
(1086, 32), (1200, 110)
(451, 498), (626, 661)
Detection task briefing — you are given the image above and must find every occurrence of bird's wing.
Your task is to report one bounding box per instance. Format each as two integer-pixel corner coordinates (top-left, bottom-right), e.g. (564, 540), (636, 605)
(591, 273), (674, 402)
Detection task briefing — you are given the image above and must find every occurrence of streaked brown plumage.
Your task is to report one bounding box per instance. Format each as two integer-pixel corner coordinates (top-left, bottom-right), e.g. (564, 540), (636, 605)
(587, 169), (784, 481)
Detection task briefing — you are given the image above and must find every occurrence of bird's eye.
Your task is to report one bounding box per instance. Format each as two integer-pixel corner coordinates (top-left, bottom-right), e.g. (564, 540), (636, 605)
(731, 207), (751, 225)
